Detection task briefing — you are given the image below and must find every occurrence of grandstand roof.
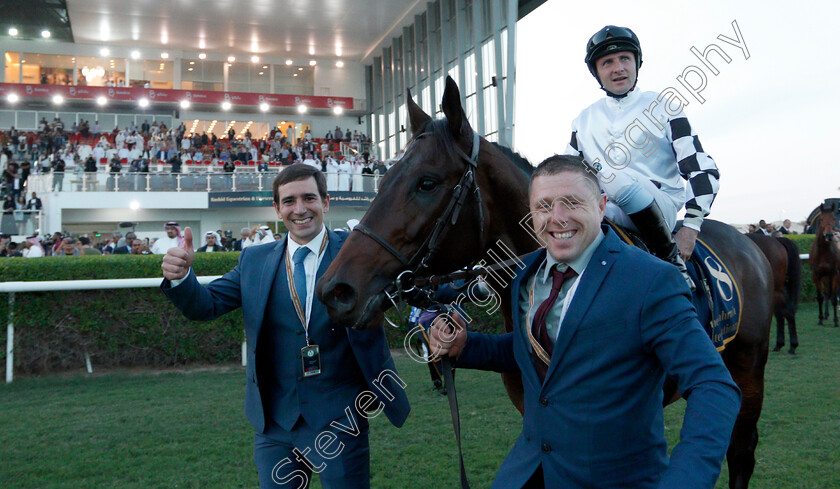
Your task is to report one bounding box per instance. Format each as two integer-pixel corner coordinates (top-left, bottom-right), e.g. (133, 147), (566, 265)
(3, 0), (548, 63)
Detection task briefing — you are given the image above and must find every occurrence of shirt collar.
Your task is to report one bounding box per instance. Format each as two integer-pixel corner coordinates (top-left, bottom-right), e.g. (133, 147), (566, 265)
(539, 228), (605, 284)
(286, 225), (327, 260)
(605, 85), (640, 109)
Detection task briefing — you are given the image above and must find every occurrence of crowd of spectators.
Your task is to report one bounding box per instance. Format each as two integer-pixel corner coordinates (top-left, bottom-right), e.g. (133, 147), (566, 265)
(1, 118), (387, 198)
(0, 222), (291, 259)
(746, 219), (798, 236)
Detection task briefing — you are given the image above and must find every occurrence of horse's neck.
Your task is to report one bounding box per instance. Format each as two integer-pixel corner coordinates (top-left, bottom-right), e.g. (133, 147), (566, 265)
(482, 163), (537, 256)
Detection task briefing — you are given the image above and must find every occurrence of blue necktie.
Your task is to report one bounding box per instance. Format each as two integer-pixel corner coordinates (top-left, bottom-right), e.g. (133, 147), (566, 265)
(293, 246), (311, 310)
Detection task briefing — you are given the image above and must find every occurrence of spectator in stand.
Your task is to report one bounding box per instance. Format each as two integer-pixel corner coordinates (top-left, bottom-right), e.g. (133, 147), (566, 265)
(130, 238), (152, 255)
(197, 231), (226, 252)
(0, 233), (11, 257)
(344, 129), (352, 141)
(84, 155), (98, 173)
(25, 192), (42, 210)
(151, 221), (186, 254)
(113, 232), (138, 254)
(779, 219), (793, 235)
(22, 236), (45, 258)
(325, 130), (333, 141)
(273, 232), (283, 241)
(303, 152), (320, 170)
(92, 120), (101, 138)
(758, 219), (771, 236)
(79, 236), (101, 255)
(234, 227), (251, 251)
(56, 236), (81, 256)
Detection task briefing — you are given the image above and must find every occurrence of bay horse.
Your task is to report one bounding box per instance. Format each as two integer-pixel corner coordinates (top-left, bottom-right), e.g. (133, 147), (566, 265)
(316, 77), (773, 489)
(747, 234), (802, 353)
(809, 203), (839, 327)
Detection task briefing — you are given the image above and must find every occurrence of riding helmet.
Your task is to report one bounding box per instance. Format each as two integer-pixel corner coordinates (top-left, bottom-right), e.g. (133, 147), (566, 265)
(585, 25), (643, 81)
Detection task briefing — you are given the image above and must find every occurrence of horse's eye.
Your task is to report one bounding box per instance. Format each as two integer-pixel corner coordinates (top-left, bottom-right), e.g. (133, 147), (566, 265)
(418, 178), (438, 192)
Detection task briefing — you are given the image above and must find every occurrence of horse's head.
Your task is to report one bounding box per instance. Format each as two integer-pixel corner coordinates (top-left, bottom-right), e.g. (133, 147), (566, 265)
(817, 203), (838, 242)
(316, 77), (491, 329)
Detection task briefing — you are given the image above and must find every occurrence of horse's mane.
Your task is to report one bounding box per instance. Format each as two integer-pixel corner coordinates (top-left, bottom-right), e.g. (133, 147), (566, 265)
(417, 119), (534, 177)
(490, 142), (533, 176)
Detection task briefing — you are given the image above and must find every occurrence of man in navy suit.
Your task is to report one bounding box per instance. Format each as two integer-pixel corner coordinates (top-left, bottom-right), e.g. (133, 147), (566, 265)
(161, 165), (410, 488)
(430, 155), (740, 489)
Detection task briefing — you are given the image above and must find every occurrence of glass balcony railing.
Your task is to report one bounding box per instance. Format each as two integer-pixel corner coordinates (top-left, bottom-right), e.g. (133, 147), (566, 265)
(26, 171), (384, 194)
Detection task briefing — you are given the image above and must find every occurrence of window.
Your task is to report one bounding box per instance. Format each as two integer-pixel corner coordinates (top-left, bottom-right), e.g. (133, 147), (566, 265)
(21, 53), (75, 85)
(76, 55), (125, 86)
(181, 59), (224, 91)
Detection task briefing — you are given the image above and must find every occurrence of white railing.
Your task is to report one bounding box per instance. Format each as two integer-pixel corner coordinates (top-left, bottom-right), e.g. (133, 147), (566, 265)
(0, 275), (246, 384)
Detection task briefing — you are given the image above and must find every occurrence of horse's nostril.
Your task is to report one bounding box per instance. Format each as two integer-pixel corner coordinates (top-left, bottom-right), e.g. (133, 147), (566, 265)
(330, 282), (357, 308)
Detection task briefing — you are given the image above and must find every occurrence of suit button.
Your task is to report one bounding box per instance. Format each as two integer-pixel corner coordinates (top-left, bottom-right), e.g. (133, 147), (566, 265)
(539, 398), (548, 407)
(542, 443), (551, 453)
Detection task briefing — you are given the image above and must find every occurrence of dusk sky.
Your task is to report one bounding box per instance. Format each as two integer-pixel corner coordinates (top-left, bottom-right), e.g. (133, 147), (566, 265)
(515, 0), (839, 226)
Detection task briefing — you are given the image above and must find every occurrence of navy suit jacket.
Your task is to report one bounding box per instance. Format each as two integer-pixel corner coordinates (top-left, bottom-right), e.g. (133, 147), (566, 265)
(162, 228), (410, 434)
(456, 226), (740, 489)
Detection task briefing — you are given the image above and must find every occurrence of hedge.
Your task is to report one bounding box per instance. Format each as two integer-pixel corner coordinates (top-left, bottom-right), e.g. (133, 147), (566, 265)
(0, 253), (505, 375)
(1, 234), (821, 375)
(0, 254), (245, 374)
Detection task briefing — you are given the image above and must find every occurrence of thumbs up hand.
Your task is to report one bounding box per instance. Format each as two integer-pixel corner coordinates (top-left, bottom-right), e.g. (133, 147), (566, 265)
(162, 226), (195, 281)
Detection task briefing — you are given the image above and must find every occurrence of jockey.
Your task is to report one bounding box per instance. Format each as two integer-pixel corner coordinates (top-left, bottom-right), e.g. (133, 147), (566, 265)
(565, 25), (720, 290)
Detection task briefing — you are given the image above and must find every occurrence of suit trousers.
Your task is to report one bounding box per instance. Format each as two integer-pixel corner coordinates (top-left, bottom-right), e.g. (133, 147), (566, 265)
(254, 415), (370, 489)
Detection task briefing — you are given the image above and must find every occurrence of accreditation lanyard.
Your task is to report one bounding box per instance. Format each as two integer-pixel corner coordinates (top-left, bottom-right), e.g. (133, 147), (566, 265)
(524, 261), (582, 355)
(284, 234), (329, 345)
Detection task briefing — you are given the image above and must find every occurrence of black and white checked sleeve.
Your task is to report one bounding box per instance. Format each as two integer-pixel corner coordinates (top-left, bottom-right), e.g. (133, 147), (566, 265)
(667, 116), (720, 231)
(565, 130), (582, 157)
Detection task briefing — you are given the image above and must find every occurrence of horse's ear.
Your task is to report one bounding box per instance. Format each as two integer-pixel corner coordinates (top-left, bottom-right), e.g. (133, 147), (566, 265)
(441, 76), (472, 137)
(406, 89), (431, 136)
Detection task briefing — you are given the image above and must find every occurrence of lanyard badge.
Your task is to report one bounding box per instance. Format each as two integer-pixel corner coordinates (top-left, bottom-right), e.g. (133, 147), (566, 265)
(301, 345), (321, 377)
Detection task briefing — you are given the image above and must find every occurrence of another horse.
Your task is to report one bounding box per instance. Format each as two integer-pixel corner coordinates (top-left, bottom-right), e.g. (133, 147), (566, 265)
(317, 77), (773, 489)
(809, 204), (839, 327)
(747, 234), (801, 353)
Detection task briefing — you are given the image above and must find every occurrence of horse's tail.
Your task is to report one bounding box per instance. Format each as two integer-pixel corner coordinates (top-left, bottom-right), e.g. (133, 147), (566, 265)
(776, 236), (802, 310)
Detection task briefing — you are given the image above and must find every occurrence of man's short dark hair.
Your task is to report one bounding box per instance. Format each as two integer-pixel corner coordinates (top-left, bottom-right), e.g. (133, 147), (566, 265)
(79, 236), (91, 245)
(272, 164), (327, 204)
(529, 155), (601, 198)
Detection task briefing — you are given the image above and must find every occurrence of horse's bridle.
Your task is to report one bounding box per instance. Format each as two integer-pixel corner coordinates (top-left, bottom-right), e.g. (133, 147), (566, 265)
(352, 130), (485, 311)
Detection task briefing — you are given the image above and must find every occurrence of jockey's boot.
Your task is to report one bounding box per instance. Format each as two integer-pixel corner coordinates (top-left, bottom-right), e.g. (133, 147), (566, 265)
(627, 201), (695, 292)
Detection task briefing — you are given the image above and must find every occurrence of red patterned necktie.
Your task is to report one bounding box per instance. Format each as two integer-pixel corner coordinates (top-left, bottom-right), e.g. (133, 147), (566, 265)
(530, 265), (578, 381)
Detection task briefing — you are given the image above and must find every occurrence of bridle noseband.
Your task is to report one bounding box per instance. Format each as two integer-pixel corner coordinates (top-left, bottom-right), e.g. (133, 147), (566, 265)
(352, 130), (485, 320)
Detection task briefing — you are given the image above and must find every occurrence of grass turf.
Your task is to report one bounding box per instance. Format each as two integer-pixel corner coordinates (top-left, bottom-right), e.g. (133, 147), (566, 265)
(1, 302), (838, 488)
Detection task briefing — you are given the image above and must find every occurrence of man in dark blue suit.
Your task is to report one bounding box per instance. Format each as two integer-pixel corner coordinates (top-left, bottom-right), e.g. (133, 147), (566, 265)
(161, 165), (409, 488)
(430, 155), (740, 489)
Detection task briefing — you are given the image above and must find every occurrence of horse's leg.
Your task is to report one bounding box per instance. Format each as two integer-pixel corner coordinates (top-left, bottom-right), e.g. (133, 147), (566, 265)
(816, 281), (825, 325)
(723, 336), (768, 489)
(787, 312), (799, 355)
(833, 276), (839, 327)
(772, 311), (784, 352)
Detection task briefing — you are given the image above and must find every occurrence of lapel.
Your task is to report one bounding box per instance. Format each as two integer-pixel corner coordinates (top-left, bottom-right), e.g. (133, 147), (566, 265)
(510, 249), (548, 383)
(252, 238), (286, 339)
(543, 226), (622, 384)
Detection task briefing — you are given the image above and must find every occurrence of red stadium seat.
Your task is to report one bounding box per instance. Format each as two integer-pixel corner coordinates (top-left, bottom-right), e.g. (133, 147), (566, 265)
(120, 158), (128, 164)
(248, 160), (255, 166)
(99, 157), (107, 164)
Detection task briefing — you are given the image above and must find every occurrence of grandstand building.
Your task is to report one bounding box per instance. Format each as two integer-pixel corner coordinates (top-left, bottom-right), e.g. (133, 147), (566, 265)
(1, 0), (544, 243)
